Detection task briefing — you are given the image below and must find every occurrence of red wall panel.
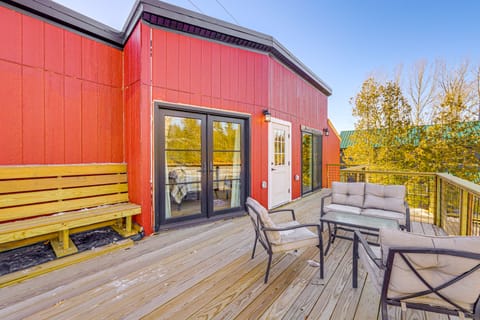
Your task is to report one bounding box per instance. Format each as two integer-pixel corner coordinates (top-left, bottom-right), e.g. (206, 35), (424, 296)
(0, 7), (21, 64)
(267, 58), (330, 199)
(22, 15), (44, 68)
(81, 38), (98, 82)
(200, 41), (212, 97)
(45, 23), (64, 74)
(97, 85), (112, 162)
(64, 32), (82, 78)
(45, 72), (65, 163)
(22, 66), (45, 164)
(165, 33), (180, 90)
(110, 87), (124, 162)
(0, 60), (22, 164)
(81, 82), (98, 162)
(0, 7), (124, 166)
(125, 23), (141, 87)
(64, 77), (83, 163)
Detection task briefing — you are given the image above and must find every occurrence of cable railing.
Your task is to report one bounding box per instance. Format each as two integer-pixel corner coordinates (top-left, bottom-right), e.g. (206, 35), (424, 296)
(326, 165), (480, 236)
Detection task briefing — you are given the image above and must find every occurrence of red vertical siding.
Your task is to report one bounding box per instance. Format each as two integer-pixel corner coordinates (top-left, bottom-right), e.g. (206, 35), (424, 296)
(0, 60), (22, 164)
(64, 32), (82, 78)
(22, 67), (45, 164)
(22, 15), (44, 68)
(124, 23), (154, 234)
(0, 7), (21, 64)
(0, 6), (124, 166)
(64, 77), (83, 163)
(45, 72), (65, 163)
(82, 82), (98, 162)
(268, 59), (330, 200)
(45, 23), (64, 74)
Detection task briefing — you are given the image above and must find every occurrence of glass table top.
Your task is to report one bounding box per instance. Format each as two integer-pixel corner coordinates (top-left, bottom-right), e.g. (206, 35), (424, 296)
(321, 211), (399, 231)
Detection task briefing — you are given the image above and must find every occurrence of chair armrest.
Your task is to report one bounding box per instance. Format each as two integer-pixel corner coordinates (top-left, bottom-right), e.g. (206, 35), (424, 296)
(269, 208), (296, 221)
(353, 230), (383, 269)
(263, 223), (321, 234)
(320, 191), (332, 217)
(353, 230), (383, 288)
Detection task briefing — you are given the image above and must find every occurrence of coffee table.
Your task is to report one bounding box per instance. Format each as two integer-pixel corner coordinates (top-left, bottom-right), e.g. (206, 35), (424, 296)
(320, 211), (399, 255)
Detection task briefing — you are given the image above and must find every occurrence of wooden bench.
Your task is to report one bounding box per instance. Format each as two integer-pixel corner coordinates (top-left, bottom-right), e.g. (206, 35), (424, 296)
(0, 163), (141, 257)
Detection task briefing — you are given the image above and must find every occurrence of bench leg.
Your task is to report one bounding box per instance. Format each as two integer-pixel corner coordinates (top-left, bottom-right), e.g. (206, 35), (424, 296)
(112, 216), (137, 238)
(51, 230), (78, 257)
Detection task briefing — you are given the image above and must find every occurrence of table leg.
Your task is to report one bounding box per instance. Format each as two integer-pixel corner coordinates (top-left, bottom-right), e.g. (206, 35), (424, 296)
(324, 222), (333, 255)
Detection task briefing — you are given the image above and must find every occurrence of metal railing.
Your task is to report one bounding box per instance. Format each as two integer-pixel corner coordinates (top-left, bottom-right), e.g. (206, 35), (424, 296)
(326, 165), (480, 236)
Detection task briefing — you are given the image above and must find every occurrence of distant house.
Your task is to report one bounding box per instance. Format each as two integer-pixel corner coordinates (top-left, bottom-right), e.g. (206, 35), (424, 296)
(0, 0), (339, 234)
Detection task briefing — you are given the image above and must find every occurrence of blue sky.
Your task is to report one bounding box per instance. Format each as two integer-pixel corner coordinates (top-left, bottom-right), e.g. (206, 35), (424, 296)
(53, 0), (480, 132)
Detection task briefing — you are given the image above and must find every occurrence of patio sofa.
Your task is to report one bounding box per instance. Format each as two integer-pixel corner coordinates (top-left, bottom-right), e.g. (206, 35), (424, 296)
(320, 182), (410, 231)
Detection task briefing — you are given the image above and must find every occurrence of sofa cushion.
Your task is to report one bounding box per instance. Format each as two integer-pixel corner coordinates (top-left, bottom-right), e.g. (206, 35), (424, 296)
(364, 183), (406, 213)
(331, 182), (365, 208)
(361, 208), (406, 226)
(246, 197), (281, 244)
(324, 204), (362, 215)
(379, 228), (480, 312)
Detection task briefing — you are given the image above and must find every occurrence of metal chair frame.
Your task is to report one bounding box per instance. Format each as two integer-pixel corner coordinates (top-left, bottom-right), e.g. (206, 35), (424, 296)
(353, 230), (480, 319)
(246, 201), (324, 283)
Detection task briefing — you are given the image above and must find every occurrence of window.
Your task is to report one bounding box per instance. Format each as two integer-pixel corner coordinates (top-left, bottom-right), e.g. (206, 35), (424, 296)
(274, 129), (286, 166)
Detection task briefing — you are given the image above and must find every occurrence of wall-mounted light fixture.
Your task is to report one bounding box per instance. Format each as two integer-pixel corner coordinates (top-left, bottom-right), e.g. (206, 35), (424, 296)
(263, 109), (271, 122)
(323, 127), (330, 136)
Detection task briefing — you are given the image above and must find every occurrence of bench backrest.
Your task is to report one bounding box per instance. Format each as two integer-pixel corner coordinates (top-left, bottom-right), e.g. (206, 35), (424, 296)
(0, 163), (131, 222)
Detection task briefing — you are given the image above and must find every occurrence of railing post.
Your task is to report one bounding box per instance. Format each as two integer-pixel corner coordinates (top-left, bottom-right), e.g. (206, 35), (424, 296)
(435, 175), (442, 229)
(460, 190), (469, 235)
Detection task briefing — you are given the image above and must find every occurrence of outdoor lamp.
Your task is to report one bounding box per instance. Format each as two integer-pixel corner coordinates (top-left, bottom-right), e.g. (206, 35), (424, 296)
(323, 128), (329, 136)
(263, 109), (271, 122)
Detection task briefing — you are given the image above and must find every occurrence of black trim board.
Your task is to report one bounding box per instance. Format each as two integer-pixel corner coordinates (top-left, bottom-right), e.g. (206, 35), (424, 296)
(1, 0), (332, 96)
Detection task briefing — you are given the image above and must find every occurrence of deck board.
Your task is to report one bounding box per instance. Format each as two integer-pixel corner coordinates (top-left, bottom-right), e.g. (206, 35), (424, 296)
(0, 190), (454, 319)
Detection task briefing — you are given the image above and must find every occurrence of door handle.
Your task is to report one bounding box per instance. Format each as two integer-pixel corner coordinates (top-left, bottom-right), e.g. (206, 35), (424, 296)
(271, 168), (276, 171)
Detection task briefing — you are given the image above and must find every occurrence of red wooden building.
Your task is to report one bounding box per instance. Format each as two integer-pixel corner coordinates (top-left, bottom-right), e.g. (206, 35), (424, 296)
(0, 0), (339, 235)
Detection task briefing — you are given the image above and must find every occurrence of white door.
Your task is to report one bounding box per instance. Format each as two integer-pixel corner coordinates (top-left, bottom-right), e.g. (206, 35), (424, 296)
(268, 119), (291, 208)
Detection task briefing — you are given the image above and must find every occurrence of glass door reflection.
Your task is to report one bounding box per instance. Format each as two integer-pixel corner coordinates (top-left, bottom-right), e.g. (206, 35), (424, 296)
(210, 118), (243, 214)
(164, 115), (205, 220)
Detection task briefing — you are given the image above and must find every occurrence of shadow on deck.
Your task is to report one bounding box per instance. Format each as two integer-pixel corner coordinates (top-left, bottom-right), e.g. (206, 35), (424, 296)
(0, 190), (452, 319)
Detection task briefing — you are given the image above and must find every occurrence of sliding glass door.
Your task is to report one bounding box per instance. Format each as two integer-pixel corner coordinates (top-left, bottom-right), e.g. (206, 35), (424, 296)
(155, 109), (246, 228)
(302, 131), (323, 195)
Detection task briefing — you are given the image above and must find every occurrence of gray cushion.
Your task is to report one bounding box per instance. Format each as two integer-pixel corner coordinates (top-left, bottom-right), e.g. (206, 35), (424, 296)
(364, 183), (406, 213)
(246, 197), (281, 244)
(331, 182), (365, 208)
(379, 228), (480, 312)
(324, 204), (362, 215)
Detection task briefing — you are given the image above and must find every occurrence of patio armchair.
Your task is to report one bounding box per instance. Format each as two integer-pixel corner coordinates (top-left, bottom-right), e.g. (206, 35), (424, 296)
(245, 197), (324, 283)
(352, 228), (480, 319)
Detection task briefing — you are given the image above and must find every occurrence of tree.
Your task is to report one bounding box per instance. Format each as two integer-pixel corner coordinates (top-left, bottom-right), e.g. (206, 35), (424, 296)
(407, 60), (437, 126)
(344, 61), (480, 182)
(344, 78), (412, 169)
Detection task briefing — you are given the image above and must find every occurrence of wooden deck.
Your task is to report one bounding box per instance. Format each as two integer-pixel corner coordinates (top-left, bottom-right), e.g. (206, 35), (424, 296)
(0, 191), (454, 320)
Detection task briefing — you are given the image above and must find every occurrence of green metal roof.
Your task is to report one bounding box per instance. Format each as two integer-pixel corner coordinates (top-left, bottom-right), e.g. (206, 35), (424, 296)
(340, 121), (480, 150)
(340, 130), (355, 149)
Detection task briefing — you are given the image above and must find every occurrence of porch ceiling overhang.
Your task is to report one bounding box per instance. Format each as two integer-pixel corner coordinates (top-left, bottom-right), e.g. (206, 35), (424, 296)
(2, 0), (332, 96)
